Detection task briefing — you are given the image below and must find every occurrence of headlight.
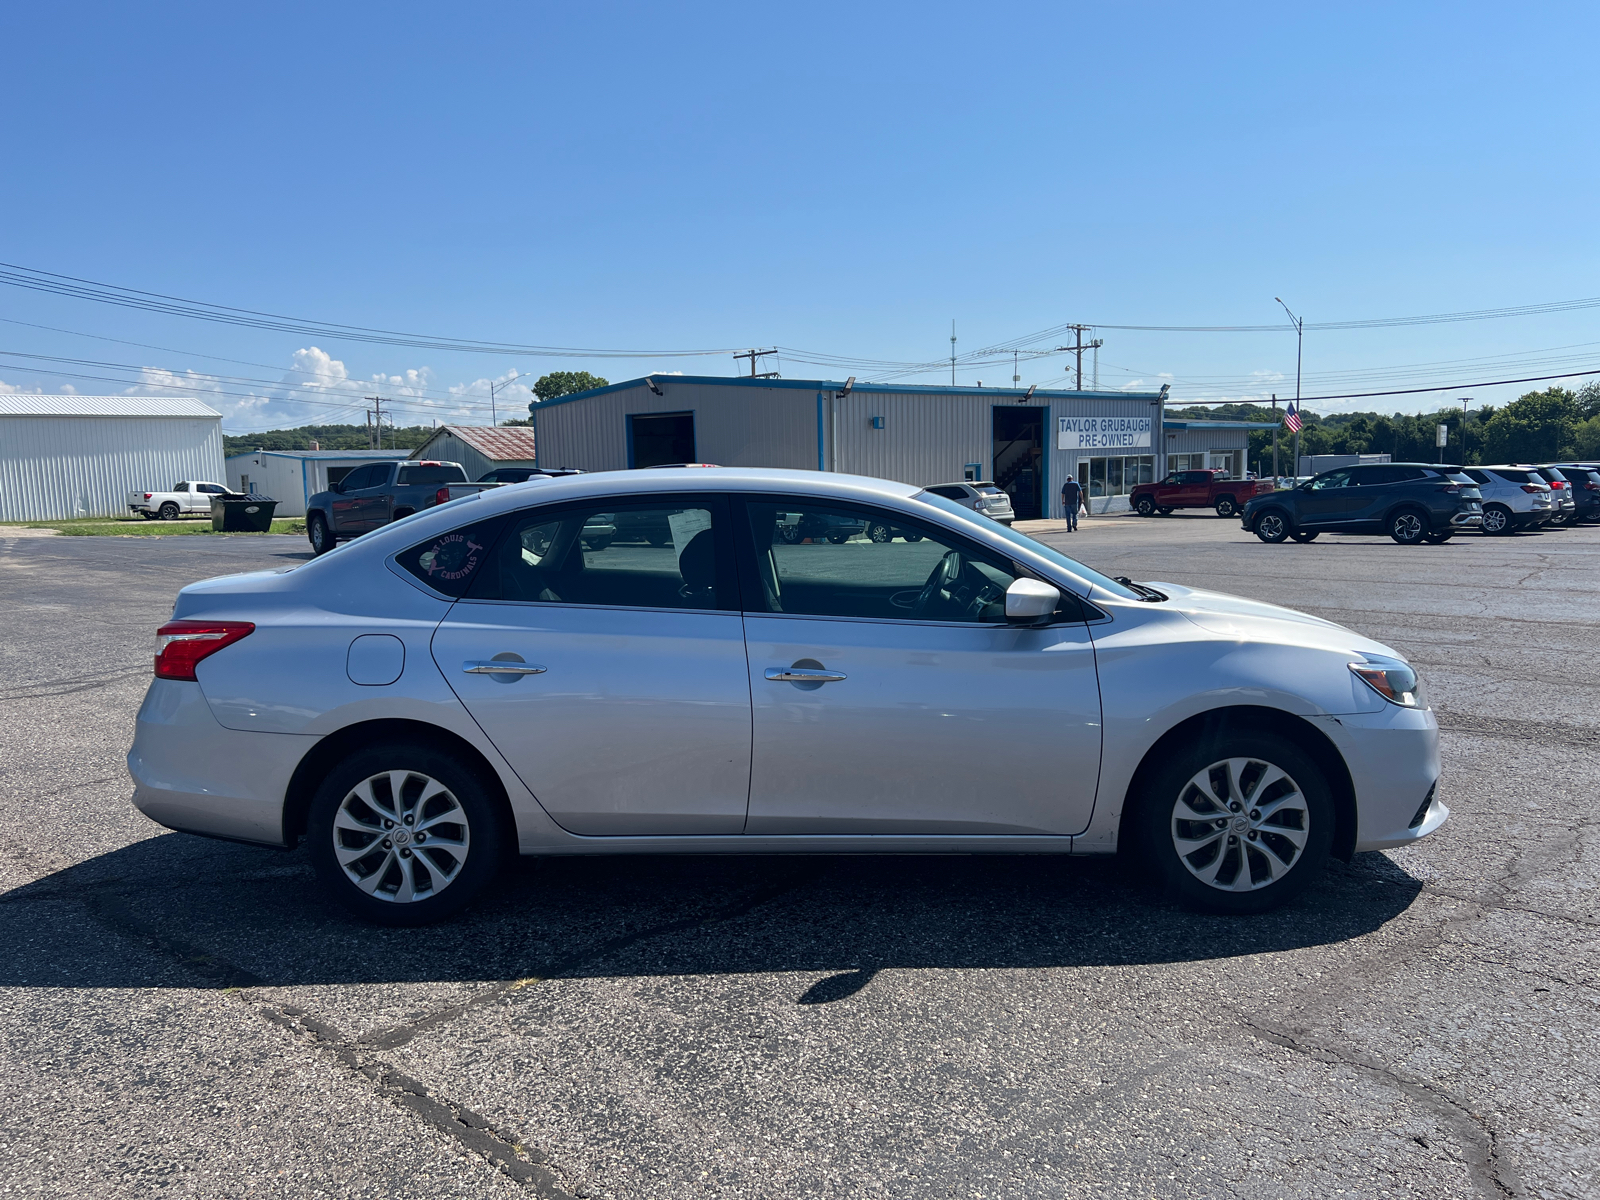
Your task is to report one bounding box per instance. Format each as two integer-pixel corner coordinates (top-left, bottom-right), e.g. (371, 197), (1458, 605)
(1349, 654), (1425, 707)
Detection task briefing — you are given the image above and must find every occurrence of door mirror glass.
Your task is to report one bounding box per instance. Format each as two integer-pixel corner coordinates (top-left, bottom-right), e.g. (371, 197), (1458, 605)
(329, 480), (345, 494)
(1005, 578), (1059, 621)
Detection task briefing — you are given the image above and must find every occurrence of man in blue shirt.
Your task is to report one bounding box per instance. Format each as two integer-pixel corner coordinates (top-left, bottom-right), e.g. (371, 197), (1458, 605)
(1060, 475), (1083, 531)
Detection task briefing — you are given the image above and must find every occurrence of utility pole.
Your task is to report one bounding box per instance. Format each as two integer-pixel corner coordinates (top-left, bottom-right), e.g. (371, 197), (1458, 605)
(1275, 299), (1303, 475)
(1054, 325), (1103, 391)
(1271, 394), (1279, 481)
(488, 372), (521, 426)
(365, 396), (390, 450)
(1459, 396), (1473, 466)
(1013, 350), (1020, 389)
(732, 348), (780, 378)
(950, 320), (957, 386)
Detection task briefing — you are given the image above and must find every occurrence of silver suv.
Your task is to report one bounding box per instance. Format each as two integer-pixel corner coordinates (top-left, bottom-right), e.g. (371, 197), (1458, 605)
(1462, 466), (1554, 534)
(922, 482), (1016, 525)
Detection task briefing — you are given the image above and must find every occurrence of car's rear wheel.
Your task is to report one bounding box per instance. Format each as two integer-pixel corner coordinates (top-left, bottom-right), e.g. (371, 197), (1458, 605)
(1135, 496), (1156, 517)
(158, 502), (179, 521)
(1132, 729), (1333, 914)
(1215, 496), (1238, 518)
(1254, 510), (1290, 543)
(867, 521), (894, 542)
(308, 513), (333, 555)
(1289, 529), (1319, 543)
(1389, 508), (1427, 545)
(307, 744), (504, 926)
(1157, 507), (1174, 516)
(1480, 504), (1513, 535)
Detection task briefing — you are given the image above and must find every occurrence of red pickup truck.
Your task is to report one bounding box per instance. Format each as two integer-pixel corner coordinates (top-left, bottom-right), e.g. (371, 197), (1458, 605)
(1130, 469), (1274, 518)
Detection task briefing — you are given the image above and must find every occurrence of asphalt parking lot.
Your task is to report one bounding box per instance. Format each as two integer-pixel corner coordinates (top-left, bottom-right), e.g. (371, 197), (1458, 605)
(1, 516), (1595, 1199)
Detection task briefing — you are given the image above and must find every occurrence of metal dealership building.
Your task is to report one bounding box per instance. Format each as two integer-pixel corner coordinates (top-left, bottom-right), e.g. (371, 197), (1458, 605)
(532, 376), (1260, 518)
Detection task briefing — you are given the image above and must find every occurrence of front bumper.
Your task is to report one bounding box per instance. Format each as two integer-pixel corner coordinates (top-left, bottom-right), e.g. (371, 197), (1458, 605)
(1317, 704), (1448, 852)
(128, 678), (316, 846)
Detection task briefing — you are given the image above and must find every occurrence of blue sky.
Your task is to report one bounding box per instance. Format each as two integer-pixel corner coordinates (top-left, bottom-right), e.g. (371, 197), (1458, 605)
(2, 2), (1597, 431)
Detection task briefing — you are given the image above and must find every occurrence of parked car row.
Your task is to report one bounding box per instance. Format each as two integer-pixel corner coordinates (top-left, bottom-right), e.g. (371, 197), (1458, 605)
(1239, 462), (1600, 545)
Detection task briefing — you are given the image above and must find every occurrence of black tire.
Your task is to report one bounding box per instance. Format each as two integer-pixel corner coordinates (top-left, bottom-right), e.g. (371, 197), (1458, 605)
(308, 513), (334, 555)
(307, 743), (505, 927)
(158, 502), (179, 521)
(903, 532), (924, 543)
(1289, 529), (1319, 543)
(867, 521), (894, 543)
(1135, 496), (1156, 518)
(1157, 507), (1174, 516)
(1389, 508), (1428, 545)
(777, 523), (802, 544)
(1422, 532), (1453, 544)
(647, 534), (670, 547)
(1214, 496), (1238, 518)
(1480, 504), (1514, 536)
(582, 535), (614, 551)
(139, 511), (160, 520)
(1130, 725), (1334, 914)
(825, 531), (849, 544)
(1254, 510), (1290, 543)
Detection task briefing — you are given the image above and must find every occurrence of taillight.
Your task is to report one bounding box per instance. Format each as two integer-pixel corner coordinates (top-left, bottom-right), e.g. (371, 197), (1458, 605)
(1587, 482), (1599, 491)
(1521, 484), (1545, 494)
(154, 620), (255, 681)
(1551, 480), (1568, 490)
(1437, 484), (1461, 494)
(436, 487), (451, 506)
(144, 493), (153, 500)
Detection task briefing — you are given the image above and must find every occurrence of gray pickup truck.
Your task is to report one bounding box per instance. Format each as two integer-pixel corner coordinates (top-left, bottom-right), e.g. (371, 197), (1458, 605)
(305, 460), (482, 555)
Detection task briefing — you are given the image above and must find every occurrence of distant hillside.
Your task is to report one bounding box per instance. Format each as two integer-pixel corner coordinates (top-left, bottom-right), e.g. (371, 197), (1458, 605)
(223, 424), (435, 456)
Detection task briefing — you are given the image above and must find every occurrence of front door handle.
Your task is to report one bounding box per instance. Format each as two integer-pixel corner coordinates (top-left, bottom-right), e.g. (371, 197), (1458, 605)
(463, 660), (548, 675)
(765, 667), (846, 683)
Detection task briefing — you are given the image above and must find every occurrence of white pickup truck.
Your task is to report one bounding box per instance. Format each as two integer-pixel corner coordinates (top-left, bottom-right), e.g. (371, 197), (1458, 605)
(127, 480), (235, 520)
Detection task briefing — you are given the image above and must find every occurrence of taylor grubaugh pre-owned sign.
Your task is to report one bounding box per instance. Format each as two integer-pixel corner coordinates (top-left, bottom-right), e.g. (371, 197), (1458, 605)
(1057, 416), (1152, 450)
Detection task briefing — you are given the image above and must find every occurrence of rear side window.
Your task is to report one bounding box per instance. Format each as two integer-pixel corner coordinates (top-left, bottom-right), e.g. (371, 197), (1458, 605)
(925, 485), (969, 501)
(398, 464), (467, 486)
(1183, 471), (1210, 484)
(396, 518), (506, 597)
(1390, 467), (1429, 482)
(1490, 469), (1537, 485)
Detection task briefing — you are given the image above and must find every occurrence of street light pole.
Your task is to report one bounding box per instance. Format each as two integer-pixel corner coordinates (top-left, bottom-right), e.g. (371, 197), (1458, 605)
(488, 372), (522, 427)
(1275, 298), (1303, 475)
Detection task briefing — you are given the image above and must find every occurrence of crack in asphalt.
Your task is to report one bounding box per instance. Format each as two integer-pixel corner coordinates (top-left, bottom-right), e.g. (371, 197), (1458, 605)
(1436, 710), (1600, 749)
(1241, 1016), (1522, 1200)
(76, 888), (571, 1196)
(360, 867), (821, 1052)
(0, 666), (149, 702)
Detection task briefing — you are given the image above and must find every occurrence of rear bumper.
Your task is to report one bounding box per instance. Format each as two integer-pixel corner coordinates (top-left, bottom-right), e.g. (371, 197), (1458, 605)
(127, 678), (315, 847)
(1447, 511), (1483, 528)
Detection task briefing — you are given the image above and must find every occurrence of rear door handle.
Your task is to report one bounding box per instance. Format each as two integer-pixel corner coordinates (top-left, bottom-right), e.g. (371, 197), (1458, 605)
(764, 667), (846, 683)
(463, 660), (548, 675)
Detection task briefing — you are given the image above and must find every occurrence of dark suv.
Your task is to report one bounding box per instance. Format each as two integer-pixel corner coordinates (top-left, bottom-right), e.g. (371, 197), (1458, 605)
(1241, 462), (1483, 545)
(1553, 465), (1600, 522)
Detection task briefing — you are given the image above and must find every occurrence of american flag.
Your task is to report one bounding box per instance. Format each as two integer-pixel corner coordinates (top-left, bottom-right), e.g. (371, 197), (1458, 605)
(1283, 400), (1302, 433)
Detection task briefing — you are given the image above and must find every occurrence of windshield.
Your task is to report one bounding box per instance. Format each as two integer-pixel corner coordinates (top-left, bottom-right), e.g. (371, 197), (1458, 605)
(912, 491), (1141, 599)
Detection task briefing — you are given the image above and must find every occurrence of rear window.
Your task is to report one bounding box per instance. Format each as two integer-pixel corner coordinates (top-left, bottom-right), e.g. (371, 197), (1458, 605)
(395, 517), (506, 597)
(1443, 472), (1476, 485)
(399, 464), (469, 486)
(976, 486), (1004, 495)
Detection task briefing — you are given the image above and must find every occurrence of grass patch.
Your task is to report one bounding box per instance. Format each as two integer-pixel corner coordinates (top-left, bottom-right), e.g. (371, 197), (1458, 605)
(3, 517), (306, 537)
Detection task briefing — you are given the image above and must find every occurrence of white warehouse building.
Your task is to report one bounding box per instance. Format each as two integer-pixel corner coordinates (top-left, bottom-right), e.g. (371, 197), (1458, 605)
(225, 449), (412, 517)
(0, 395), (226, 522)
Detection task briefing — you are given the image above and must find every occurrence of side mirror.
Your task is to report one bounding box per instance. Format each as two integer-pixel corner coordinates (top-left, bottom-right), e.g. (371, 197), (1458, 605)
(1005, 577), (1059, 622)
(329, 481), (345, 494)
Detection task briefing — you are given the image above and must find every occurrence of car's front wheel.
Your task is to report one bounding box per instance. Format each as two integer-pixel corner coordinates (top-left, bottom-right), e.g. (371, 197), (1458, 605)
(1214, 496), (1238, 518)
(1389, 508), (1427, 545)
(1132, 728), (1334, 914)
(308, 513), (333, 555)
(307, 744), (504, 926)
(1254, 510), (1290, 543)
(1135, 496), (1156, 517)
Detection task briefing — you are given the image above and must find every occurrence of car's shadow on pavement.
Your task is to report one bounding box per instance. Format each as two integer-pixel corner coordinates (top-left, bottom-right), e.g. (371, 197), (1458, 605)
(0, 833), (1424, 996)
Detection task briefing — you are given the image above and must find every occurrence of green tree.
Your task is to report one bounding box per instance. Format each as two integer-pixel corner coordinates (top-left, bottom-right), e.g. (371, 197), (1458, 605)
(1480, 387), (1576, 463)
(531, 371), (609, 404)
(1576, 379), (1600, 421)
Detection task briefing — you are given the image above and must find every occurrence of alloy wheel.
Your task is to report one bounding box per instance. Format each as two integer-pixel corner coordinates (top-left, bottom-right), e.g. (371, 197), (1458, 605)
(332, 770), (472, 903)
(1257, 513), (1287, 541)
(1170, 756), (1309, 892)
(1392, 512), (1424, 542)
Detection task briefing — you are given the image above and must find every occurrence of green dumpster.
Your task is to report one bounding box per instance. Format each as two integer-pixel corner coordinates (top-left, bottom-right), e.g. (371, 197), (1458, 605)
(210, 493), (279, 532)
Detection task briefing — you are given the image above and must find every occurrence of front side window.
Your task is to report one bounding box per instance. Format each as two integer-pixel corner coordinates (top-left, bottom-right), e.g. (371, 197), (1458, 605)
(743, 500), (1017, 623)
(1309, 470), (1351, 491)
(468, 501), (728, 610)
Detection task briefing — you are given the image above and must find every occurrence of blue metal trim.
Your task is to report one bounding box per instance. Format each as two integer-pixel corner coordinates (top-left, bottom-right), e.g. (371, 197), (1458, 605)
(531, 375), (1165, 411)
(816, 392), (825, 470)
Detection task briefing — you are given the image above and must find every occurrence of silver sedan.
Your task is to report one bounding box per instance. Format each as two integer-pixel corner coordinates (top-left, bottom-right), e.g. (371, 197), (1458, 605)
(129, 469), (1445, 925)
